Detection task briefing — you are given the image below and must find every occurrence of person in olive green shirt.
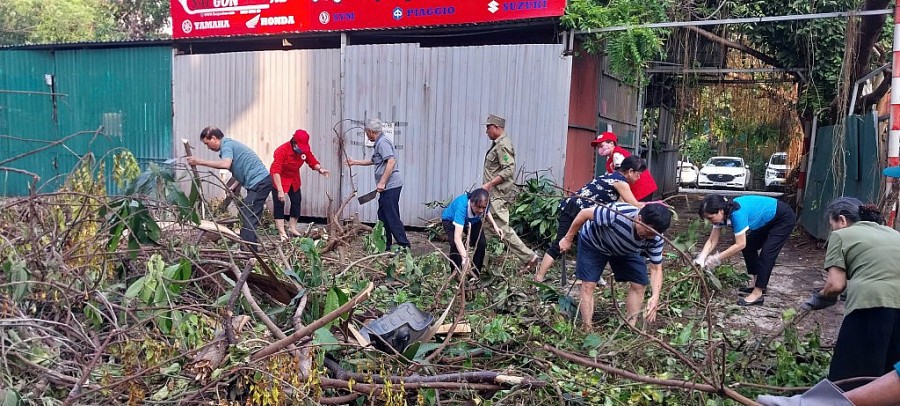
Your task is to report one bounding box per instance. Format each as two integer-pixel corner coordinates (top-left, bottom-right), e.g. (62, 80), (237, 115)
(802, 197), (900, 388)
(481, 114), (539, 270)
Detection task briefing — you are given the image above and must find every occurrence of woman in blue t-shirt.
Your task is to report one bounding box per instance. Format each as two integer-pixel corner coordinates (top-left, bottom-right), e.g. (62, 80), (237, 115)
(696, 194), (796, 306)
(533, 155), (647, 283)
(441, 188), (503, 276)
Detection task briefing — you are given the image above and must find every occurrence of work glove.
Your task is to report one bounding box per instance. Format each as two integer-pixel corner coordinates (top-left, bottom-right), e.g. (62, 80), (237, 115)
(704, 254), (722, 269)
(801, 292), (837, 311)
(693, 257), (706, 268)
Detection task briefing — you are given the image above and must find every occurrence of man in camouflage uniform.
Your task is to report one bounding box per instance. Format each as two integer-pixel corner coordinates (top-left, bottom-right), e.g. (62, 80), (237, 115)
(481, 114), (539, 270)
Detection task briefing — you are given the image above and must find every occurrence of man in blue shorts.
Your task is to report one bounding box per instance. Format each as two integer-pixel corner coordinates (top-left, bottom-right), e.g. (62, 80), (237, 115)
(559, 202), (672, 329)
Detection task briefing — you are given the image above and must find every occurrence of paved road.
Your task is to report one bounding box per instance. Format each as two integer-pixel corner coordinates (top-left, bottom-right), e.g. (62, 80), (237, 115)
(677, 187), (784, 197)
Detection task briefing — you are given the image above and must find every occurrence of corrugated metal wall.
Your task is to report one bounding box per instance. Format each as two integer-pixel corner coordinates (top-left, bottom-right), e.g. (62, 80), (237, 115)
(173, 49), (342, 219)
(343, 44), (571, 225)
(0, 51), (57, 194)
(0, 47), (173, 195)
(174, 43), (571, 226)
(598, 67), (638, 149)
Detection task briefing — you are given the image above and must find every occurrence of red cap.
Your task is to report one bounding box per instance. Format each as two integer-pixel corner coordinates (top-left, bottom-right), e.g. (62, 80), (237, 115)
(292, 129), (310, 146)
(591, 131), (618, 146)
(291, 129), (311, 154)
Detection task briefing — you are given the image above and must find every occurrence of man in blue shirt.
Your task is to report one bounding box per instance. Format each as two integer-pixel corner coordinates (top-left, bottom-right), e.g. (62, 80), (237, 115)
(187, 126), (273, 250)
(441, 189), (503, 275)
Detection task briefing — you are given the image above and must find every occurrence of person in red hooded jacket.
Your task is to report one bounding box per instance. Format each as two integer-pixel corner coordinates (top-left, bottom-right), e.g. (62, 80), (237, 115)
(591, 131), (658, 201)
(270, 129), (330, 240)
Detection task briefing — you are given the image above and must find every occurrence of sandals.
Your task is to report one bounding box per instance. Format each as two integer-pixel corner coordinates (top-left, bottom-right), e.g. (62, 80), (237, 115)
(737, 296), (765, 306)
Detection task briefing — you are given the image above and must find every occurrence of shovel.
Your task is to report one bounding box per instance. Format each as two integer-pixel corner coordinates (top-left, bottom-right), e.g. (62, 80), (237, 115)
(357, 190), (378, 205)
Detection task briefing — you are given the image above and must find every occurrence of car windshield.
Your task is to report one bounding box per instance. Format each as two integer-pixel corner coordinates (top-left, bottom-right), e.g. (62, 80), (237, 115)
(707, 158), (743, 167)
(770, 154), (786, 165)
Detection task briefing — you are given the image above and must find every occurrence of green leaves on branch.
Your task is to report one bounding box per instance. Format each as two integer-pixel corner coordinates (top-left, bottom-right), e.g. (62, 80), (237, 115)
(101, 162), (200, 256)
(365, 221), (388, 254)
(561, 0), (671, 83)
(2, 257), (30, 302)
(510, 176), (564, 248)
(124, 255), (203, 345)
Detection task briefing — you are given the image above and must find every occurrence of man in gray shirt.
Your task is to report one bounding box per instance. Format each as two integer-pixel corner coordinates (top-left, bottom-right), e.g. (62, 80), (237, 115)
(187, 126), (273, 250)
(346, 118), (409, 250)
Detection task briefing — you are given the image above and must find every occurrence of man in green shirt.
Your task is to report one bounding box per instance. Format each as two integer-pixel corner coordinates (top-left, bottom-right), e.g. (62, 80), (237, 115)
(481, 114), (538, 270)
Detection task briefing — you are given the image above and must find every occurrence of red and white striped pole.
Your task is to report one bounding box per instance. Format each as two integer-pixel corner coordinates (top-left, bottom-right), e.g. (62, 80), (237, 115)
(888, 3), (900, 225)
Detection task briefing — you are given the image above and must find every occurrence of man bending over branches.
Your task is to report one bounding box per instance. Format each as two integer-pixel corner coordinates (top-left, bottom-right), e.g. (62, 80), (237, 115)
(559, 202), (672, 329)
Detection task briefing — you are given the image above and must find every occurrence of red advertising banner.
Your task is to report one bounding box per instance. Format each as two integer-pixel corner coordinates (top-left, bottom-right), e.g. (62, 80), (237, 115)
(172, 0), (567, 39)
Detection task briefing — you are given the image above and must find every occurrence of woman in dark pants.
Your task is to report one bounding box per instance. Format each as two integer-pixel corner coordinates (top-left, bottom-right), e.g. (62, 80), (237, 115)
(270, 129), (329, 240)
(440, 188), (503, 276)
(800, 197), (900, 388)
(533, 155), (647, 283)
(696, 194), (796, 306)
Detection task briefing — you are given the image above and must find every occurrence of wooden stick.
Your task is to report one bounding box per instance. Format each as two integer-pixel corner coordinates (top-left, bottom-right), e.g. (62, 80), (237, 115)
(251, 282), (374, 361)
(182, 138), (206, 218)
(220, 177), (240, 211)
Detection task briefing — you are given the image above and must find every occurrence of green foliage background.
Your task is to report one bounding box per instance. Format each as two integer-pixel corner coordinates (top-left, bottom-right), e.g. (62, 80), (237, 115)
(0, 0), (170, 45)
(562, 0), (672, 83)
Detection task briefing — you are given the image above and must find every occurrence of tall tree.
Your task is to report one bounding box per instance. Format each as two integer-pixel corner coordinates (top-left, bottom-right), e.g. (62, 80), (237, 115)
(108, 0), (170, 40)
(0, 0), (170, 45)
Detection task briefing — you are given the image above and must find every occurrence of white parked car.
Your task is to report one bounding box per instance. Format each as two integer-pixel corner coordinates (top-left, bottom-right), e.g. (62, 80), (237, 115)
(698, 156), (751, 190)
(677, 160), (698, 187)
(764, 152), (788, 191)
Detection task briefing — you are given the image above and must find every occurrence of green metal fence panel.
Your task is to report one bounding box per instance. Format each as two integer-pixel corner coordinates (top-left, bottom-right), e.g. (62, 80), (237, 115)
(0, 51), (58, 195)
(0, 46), (173, 195)
(55, 47), (173, 194)
(799, 114), (879, 240)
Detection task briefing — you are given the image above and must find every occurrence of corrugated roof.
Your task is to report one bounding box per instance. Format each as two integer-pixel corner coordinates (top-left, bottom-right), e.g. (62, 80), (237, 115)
(1, 38), (173, 51)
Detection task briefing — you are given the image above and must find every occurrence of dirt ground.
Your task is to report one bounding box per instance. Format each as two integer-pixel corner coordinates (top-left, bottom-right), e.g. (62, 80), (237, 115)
(348, 192), (845, 346)
(667, 193), (844, 347)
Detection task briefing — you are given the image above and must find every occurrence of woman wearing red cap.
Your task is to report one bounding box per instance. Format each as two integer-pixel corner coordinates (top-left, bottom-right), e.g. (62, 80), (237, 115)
(270, 129), (330, 240)
(592, 131), (658, 201)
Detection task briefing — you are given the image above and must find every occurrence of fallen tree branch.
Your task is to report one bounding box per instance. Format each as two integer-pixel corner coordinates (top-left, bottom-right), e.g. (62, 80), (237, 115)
(324, 357), (542, 387)
(0, 127), (104, 167)
(63, 329), (123, 403)
(319, 377), (505, 395)
(251, 282), (374, 362)
(293, 293), (312, 378)
(0, 167), (40, 193)
(685, 26), (801, 83)
(318, 393), (362, 404)
(543, 344), (758, 406)
(224, 260), (255, 344)
(335, 251), (396, 278)
(9, 353), (99, 390)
